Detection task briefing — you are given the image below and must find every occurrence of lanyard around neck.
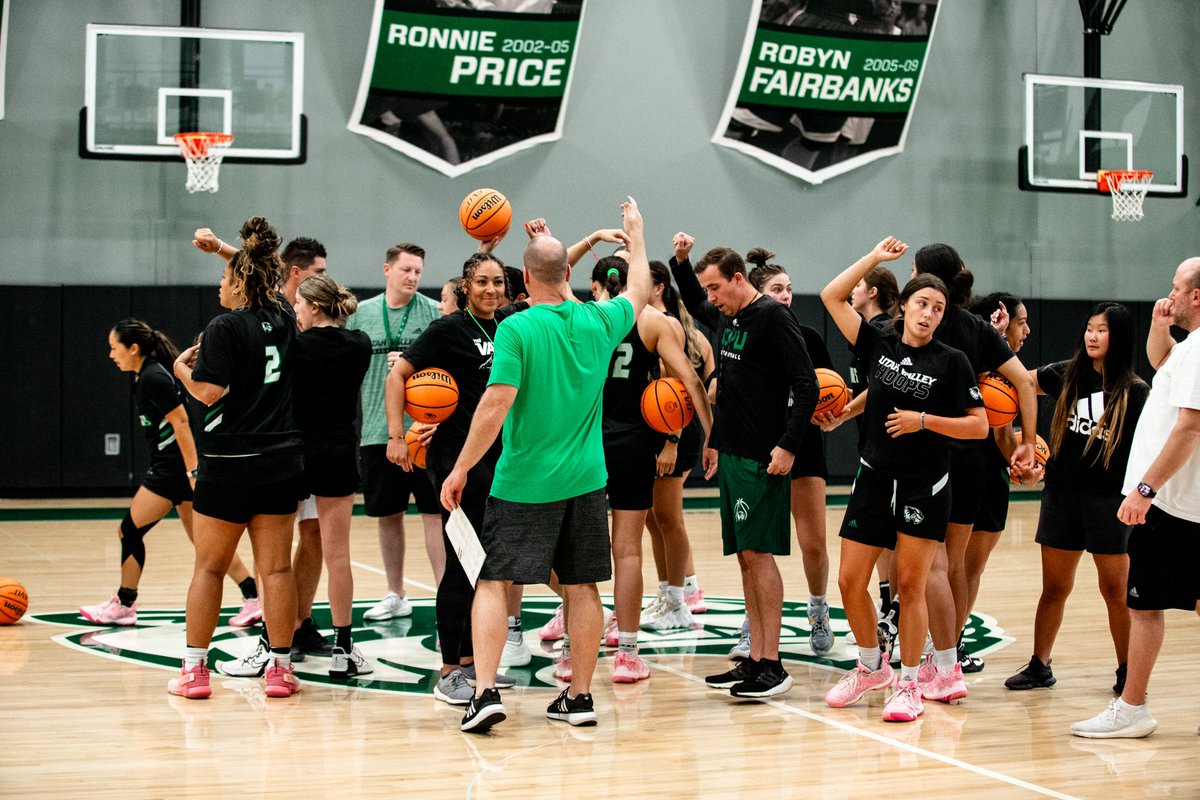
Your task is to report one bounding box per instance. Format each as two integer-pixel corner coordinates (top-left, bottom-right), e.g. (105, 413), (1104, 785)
(466, 309), (496, 344)
(381, 298), (415, 350)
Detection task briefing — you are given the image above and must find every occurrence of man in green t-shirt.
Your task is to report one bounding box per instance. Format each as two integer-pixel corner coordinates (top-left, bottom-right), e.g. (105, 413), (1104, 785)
(442, 199), (652, 733)
(346, 243), (444, 623)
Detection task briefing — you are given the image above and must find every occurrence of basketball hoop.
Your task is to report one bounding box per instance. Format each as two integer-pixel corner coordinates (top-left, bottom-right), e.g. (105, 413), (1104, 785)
(174, 132), (234, 193)
(1097, 169), (1153, 222)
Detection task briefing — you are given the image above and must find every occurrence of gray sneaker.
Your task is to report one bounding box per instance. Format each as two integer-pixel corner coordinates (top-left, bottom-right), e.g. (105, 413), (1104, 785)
(363, 592), (412, 621)
(218, 637), (270, 677)
(461, 662), (516, 689)
(433, 669), (473, 705)
(729, 617), (751, 660)
(808, 604), (834, 657)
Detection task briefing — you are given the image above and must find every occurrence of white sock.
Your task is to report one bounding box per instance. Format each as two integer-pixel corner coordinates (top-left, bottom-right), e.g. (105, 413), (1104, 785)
(668, 585), (684, 604)
(184, 647), (208, 670)
(933, 647), (956, 675)
(809, 595), (827, 609)
(858, 647), (882, 671)
(1117, 698), (1145, 712)
(900, 664), (920, 683)
(658, 580), (669, 597)
(507, 615), (521, 632)
(618, 631), (638, 653)
(684, 574), (699, 593)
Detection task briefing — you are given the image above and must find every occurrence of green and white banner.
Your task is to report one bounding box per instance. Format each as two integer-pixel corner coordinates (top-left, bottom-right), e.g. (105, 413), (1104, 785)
(348, 0), (586, 177)
(713, 0), (940, 184)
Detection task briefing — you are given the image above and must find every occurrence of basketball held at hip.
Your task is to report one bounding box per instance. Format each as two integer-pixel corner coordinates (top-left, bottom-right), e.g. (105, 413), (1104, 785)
(978, 371), (1018, 428)
(405, 368), (459, 424)
(641, 378), (695, 434)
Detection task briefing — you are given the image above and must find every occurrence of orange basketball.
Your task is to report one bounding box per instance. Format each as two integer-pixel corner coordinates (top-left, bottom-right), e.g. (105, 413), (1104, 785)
(0, 579), (29, 625)
(1034, 434), (1050, 466)
(641, 378), (694, 435)
(459, 188), (512, 241)
(812, 368), (848, 420)
(405, 368), (459, 423)
(405, 423), (428, 470)
(978, 371), (1018, 428)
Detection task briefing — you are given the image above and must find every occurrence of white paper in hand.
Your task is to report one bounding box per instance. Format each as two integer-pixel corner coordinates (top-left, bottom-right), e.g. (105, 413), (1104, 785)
(445, 507), (487, 587)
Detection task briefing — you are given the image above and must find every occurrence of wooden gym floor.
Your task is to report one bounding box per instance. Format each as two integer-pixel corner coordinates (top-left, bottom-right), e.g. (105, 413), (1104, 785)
(0, 494), (1197, 799)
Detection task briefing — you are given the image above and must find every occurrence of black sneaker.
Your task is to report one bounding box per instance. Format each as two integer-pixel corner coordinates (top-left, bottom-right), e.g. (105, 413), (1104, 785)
(546, 688), (597, 726)
(705, 659), (759, 689)
(730, 661), (793, 698)
(1004, 655), (1056, 690)
(958, 644), (986, 674)
(461, 688), (507, 733)
(1113, 662), (1127, 695)
(294, 618), (333, 658)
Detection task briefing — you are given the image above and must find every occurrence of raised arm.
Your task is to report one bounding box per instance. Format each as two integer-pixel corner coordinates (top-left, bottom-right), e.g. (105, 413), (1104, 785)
(820, 237), (908, 345)
(192, 227), (236, 263)
(620, 197), (651, 317)
(668, 232), (712, 325)
(565, 227), (630, 268)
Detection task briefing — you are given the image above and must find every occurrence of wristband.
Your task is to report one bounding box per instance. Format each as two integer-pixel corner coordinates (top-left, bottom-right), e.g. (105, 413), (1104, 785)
(920, 412), (926, 430)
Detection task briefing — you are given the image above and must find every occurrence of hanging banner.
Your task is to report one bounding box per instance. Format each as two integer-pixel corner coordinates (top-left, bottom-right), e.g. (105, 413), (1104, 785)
(0, 0), (10, 119)
(713, 0), (940, 184)
(348, 0), (586, 178)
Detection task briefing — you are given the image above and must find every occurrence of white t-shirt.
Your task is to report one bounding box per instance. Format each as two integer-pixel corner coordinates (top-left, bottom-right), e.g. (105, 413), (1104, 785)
(1123, 327), (1200, 523)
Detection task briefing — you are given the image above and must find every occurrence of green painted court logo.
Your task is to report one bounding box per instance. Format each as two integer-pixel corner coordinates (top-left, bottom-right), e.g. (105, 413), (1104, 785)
(31, 595), (1011, 696)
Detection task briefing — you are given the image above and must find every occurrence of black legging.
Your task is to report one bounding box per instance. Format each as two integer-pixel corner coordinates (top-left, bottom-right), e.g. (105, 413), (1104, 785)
(431, 456), (496, 665)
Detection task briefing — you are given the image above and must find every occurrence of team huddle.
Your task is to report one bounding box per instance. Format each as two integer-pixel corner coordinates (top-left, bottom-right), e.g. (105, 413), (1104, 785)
(89, 200), (1200, 738)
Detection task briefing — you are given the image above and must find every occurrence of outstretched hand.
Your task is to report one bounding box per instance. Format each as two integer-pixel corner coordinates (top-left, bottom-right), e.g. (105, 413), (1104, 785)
(870, 236), (908, 264)
(620, 196), (643, 238)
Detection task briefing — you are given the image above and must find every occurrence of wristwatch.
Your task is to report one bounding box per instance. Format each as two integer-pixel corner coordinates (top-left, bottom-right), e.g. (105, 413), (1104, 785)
(665, 434), (680, 443)
(188, 469), (200, 479)
(1136, 482), (1156, 499)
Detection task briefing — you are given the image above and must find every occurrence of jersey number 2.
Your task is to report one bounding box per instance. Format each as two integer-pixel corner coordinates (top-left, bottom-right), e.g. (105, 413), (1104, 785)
(264, 346), (282, 384)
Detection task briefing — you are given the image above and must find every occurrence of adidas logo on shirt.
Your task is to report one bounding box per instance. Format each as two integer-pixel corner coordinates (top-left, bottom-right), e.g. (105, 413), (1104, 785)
(900, 357), (913, 366)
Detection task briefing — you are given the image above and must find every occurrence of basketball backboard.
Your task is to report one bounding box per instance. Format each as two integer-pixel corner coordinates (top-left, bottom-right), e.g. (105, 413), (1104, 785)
(81, 24), (306, 163)
(1020, 73), (1186, 196)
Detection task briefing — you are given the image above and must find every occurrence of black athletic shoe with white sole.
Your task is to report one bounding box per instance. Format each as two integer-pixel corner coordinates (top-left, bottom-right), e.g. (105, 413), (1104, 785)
(460, 688), (507, 733)
(730, 662), (793, 698)
(958, 644), (985, 674)
(546, 688), (597, 726)
(705, 659), (759, 689)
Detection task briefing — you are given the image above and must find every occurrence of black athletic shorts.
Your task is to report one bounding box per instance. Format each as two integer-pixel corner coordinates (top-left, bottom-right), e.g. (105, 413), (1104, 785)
(839, 461), (952, 548)
(666, 416), (705, 479)
(972, 462), (1012, 534)
(948, 443), (988, 526)
(141, 463), (193, 506)
(1127, 505), (1200, 611)
(303, 439), (359, 498)
(1034, 486), (1130, 555)
(360, 444), (439, 517)
(790, 424), (828, 481)
(193, 477), (304, 525)
(604, 435), (657, 511)
(480, 488), (612, 585)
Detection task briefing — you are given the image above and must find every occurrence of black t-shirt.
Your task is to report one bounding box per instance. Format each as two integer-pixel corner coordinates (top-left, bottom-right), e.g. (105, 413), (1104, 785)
(402, 307), (522, 474)
(1037, 361), (1149, 493)
(134, 359), (187, 471)
(853, 318), (983, 479)
(848, 312), (891, 395)
(293, 326), (371, 445)
(191, 302), (303, 484)
(603, 321), (661, 442)
(935, 305), (1016, 453)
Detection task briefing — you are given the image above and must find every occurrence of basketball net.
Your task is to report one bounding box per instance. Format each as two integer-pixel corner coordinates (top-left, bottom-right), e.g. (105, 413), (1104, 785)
(174, 132), (234, 193)
(1098, 169), (1153, 222)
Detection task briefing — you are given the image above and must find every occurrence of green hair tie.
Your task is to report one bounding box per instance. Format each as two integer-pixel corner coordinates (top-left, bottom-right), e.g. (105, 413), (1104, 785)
(606, 268), (620, 278)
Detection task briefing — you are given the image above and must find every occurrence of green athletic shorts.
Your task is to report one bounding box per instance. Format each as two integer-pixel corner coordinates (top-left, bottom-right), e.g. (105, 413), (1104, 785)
(718, 453), (791, 556)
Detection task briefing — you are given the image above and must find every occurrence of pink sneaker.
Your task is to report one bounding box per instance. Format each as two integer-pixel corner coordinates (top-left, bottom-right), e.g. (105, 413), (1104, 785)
(80, 595), (137, 626)
(539, 606), (565, 641)
(920, 662), (968, 705)
(685, 587), (708, 614)
(229, 597), (263, 628)
(883, 680), (925, 722)
(553, 653), (573, 682)
(603, 614), (619, 648)
(824, 659), (895, 708)
(916, 653), (936, 685)
(264, 660), (301, 698)
(612, 651), (651, 683)
(167, 663), (212, 699)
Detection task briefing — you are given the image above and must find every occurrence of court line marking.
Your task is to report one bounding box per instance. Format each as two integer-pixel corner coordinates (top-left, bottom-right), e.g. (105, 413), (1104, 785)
(351, 559), (437, 594)
(646, 659), (1082, 800)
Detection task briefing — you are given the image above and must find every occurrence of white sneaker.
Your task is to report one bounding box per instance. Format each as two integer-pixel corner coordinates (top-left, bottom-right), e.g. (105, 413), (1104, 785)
(1071, 699), (1158, 739)
(329, 645), (374, 679)
(640, 598), (696, 631)
(364, 592), (412, 621)
(217, 638), (270, 677)
(500, 634), (531, 667)
(729, 617), (751, 660)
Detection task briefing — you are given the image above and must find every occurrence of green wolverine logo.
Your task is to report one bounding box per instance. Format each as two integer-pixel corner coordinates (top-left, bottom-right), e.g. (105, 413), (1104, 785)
(32, 596), (1010, 695)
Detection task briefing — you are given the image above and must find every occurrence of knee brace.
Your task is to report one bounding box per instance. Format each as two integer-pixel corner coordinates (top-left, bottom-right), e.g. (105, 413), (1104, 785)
(119, 513), (158, 570)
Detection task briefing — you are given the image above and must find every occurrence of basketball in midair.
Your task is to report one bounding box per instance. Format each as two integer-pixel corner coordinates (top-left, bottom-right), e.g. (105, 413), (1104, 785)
(459, 188), (512, 241)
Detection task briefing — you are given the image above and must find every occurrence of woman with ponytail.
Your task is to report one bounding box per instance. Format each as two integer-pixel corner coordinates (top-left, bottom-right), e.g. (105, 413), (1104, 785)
(290, 275), (372, 679)
(171, 216), (306, 700)
(81, 320), (257, 628)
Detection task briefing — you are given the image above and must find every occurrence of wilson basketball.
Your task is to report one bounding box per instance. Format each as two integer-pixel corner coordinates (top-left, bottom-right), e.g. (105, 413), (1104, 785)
(405, 423), (428, 470)
(812, 368), (849, 420)
(405, 368), (459, 423)
(459, 188), (512, 241)
(641, 378), (694, 434)
(1035, 434), (1050, 466)
(0, 579), (29, 625)
(978, 372), (1018, 428)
